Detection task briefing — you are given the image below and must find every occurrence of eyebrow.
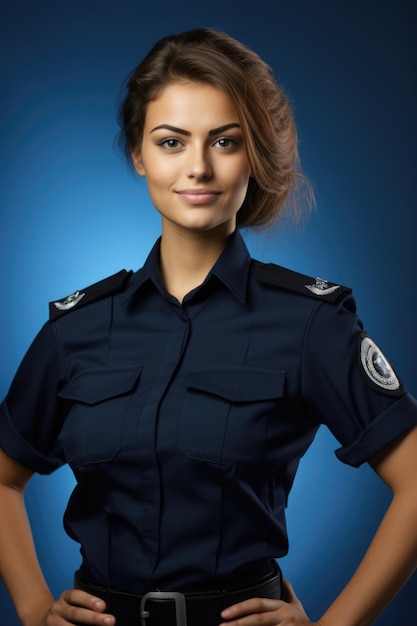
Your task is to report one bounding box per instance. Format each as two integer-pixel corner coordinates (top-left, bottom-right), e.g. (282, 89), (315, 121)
(150, 123), (241, 136)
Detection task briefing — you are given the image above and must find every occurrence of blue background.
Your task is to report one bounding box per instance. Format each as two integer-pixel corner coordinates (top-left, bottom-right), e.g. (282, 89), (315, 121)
(0, 0), (416, 624)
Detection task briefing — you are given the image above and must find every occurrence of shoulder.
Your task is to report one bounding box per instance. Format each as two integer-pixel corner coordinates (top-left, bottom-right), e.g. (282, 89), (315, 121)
(253, 260), (352, 304)
(49, 269), (133, 321)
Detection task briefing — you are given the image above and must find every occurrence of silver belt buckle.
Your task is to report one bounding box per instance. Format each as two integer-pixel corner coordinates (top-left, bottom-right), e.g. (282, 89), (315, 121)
(140, 591), (187, 626)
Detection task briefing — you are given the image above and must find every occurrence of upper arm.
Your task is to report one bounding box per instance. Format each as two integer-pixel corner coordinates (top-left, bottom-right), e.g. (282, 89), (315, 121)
(370, 425), (417, 494)
(0, 447), (34, 492)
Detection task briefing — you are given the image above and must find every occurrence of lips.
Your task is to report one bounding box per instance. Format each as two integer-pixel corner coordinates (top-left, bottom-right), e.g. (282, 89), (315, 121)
(175, 189), (221, 205)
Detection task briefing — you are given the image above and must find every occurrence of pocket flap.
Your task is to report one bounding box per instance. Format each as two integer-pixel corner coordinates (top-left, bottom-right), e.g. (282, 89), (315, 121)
(186, 367), (285, 402)
(58, 366), (142, 405)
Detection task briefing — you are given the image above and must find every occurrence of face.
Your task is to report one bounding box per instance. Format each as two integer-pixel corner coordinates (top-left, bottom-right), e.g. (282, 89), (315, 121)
(132, 81), (251, 237)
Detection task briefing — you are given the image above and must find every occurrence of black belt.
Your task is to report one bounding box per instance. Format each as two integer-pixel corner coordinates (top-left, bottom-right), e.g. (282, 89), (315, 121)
(74, 562), (282, 626)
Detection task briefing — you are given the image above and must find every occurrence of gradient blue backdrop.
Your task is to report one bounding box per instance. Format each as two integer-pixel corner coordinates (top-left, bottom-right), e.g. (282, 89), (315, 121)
(0, 1), (416, 624)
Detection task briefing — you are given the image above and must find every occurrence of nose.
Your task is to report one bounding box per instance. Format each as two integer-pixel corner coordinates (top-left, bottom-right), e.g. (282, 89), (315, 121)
(187, 144), (213, 181)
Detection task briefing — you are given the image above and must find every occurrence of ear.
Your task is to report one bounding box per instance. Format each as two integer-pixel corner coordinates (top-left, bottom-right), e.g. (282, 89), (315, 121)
(131, 150), (146, 176)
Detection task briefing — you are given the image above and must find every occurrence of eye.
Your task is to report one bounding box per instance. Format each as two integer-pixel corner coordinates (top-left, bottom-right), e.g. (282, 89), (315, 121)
(157, 138), (183, 150)
(213, 137), (241, 150)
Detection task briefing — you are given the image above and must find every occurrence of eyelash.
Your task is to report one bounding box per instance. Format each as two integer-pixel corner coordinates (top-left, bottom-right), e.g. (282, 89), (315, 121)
(158, 138), (182, 149)
(156, 136), (241, 151)
(214, 137), (240, 149)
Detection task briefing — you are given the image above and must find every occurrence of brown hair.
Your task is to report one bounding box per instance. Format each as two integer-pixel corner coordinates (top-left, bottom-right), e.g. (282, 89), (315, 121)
(118, 28), (312, 227)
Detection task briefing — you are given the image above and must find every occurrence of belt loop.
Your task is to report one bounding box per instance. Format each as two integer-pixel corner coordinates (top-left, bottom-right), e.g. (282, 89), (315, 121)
(140, 591), (188, 626)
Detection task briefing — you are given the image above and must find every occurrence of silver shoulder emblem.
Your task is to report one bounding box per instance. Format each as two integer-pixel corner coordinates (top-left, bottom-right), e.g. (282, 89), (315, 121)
(360, 335), (400, 392)
(53, 290), (86, 311)
(305, 278), (341, 296)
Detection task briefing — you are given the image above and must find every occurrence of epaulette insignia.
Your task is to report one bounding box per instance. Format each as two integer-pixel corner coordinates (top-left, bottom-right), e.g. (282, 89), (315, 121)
(49, 269), (133, 321)
(254, 261), (351, 303)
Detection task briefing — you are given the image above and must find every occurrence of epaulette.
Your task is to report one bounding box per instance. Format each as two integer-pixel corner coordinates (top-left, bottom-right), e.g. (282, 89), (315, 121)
(49, 269), (133, 321)
(254, 261), (351, 303)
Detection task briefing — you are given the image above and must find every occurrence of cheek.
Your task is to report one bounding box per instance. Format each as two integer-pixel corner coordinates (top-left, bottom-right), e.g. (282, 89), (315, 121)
(143, 173), (166, 195)
(230, 158), (251, 187)
(233, 169), (251, 193)
(147, 161), (178, 187)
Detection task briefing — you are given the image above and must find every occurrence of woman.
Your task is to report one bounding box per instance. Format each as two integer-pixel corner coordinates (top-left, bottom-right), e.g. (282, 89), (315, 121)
(0, 28), (416, 626)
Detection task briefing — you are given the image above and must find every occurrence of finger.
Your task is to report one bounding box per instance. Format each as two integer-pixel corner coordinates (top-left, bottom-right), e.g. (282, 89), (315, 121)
(49, 589), (116, 625)
(51, 606), (116, 625)
(49, 605), (116, 626)
(61, 589), (108, 612)
(220, 596), (281, 621)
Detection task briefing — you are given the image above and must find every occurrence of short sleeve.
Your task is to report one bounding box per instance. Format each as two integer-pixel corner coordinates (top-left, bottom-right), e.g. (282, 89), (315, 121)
(302, 293), (417, 467)
(0, 322), (67, 473)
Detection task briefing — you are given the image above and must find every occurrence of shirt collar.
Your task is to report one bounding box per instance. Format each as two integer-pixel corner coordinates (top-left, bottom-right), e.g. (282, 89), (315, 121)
(122, 229), (251, 304)
(208, 229), (251, 303)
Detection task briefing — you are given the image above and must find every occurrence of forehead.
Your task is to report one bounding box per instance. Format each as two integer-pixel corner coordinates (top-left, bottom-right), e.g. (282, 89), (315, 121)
(144, 81), (241, 131)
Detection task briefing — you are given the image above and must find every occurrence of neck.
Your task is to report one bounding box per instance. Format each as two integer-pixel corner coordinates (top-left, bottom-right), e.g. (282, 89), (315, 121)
(159, 223), (234, 302)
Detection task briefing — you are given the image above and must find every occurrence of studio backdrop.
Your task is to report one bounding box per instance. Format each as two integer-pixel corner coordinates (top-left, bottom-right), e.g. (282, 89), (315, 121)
(0, 1), (415, 624)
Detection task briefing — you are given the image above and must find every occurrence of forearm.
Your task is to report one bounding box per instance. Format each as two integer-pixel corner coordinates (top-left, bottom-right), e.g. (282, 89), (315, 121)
(319, 490), (417, 626)
(0, 484), (54, 626)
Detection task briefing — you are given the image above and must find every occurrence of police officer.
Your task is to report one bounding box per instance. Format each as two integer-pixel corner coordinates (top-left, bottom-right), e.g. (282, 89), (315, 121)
(1, 28), (417, 626)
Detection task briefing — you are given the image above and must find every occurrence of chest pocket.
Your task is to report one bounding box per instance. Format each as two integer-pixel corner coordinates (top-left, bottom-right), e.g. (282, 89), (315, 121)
(58, 366), (142, 467)
(180, 367), (285, 466)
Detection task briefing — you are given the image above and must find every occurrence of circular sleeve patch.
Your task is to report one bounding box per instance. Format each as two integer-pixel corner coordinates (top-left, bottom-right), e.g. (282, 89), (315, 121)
(359, 333), (402, 395)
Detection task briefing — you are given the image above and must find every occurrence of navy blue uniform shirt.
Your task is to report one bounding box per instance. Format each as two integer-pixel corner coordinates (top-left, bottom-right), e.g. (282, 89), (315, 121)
(1, 230), (416, 592)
